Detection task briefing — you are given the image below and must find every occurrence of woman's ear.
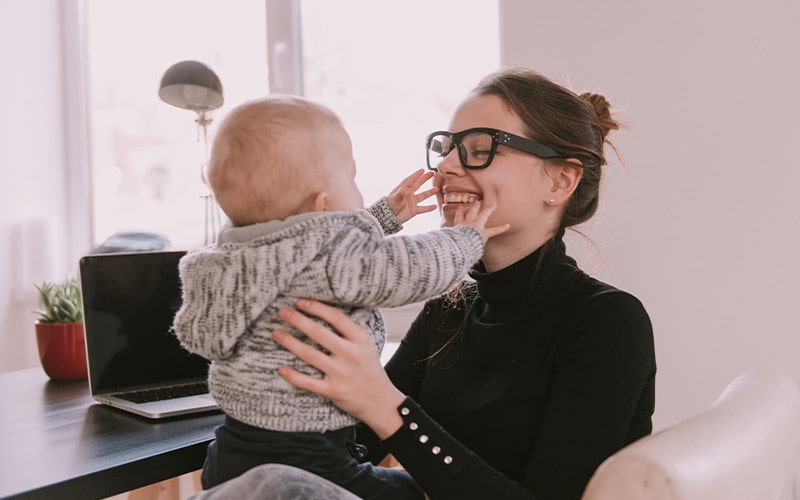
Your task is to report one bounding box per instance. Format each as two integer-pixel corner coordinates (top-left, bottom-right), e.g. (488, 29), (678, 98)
(546, 161), (583, 205)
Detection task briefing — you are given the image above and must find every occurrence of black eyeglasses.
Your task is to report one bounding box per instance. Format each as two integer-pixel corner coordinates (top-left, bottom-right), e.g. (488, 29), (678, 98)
(425, 127), (567, 171)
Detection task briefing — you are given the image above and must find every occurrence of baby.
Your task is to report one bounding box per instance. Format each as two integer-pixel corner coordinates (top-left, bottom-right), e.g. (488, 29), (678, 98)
(173, 94), (507, 499)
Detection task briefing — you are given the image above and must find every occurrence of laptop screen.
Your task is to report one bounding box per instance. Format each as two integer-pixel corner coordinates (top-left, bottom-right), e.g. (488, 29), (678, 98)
(79, 251), (210, 394)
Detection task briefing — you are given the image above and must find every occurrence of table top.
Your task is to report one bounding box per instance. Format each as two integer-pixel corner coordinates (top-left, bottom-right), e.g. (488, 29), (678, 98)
(0, 368), (224, 500)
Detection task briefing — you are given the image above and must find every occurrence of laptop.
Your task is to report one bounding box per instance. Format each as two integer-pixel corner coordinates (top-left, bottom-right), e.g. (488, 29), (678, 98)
(78, 250), (219, 419)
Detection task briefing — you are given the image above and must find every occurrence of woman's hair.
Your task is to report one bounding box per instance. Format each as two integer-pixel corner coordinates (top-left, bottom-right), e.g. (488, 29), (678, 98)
(431, 69), (623, 360)
(473, 67), (621, 229)
(208, 95), (343, 225)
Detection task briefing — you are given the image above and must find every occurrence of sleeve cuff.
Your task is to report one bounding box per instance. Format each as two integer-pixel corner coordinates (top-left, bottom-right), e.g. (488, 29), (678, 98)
(368, 197), (403, 235)
(383, 397), (468, 477)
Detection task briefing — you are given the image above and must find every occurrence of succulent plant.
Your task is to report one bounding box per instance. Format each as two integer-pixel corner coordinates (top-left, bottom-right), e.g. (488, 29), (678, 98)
(33, 278), (83, 323)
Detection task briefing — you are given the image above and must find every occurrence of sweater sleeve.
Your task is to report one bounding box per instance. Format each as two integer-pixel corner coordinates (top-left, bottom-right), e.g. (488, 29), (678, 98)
(326, 223), (484, 308)
(383, 397), (535, 500)
(367, 197), (403, 235)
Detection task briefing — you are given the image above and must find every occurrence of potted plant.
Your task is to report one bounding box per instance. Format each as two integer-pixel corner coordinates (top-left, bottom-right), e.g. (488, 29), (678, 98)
(33, 278), (88, 381)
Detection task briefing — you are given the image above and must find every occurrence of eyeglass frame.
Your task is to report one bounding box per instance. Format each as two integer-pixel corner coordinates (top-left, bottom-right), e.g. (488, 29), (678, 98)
(425, 127), (567, 171)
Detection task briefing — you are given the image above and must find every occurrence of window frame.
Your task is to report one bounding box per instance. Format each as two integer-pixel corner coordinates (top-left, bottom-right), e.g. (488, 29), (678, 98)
(66, 0), (292, 260)
(66, 0), (498, 259)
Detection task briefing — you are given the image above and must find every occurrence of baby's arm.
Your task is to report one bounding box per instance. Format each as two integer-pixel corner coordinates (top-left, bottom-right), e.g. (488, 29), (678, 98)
(367, 169), (438, 235)
(329, 204), (508, 308)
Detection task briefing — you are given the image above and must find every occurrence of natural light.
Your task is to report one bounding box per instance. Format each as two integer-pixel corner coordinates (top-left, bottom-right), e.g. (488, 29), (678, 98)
(86, 0), (498, 250)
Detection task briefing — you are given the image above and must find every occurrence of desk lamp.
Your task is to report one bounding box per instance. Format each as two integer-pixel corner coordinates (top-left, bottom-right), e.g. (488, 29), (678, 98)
(158, 60), (224, 245)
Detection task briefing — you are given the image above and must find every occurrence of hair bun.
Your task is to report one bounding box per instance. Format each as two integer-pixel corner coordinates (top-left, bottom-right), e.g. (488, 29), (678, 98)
(580, 92), (619, 139)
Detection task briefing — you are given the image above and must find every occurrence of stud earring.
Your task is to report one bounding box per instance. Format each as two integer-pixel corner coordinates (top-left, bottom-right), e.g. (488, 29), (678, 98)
(548, 198), (556, 204)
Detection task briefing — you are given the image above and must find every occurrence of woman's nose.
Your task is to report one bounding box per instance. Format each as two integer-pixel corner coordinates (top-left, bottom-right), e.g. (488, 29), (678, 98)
(436, 149), (464, 175)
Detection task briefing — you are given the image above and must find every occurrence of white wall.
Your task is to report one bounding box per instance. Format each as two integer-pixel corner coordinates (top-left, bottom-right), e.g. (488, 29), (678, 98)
(500, 0), (800, 432)
(0, 1), (75, 372)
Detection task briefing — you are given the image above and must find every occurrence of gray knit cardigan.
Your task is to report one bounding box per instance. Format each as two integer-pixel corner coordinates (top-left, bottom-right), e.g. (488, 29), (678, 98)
(173, 198), (484, 432)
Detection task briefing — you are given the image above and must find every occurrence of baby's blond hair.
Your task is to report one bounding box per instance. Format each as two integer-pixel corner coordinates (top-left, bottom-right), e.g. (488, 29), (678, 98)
(208, 95), (346, 225)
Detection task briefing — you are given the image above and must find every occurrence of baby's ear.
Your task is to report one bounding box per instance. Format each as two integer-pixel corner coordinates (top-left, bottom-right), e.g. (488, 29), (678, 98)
(312, 191), (328, 211)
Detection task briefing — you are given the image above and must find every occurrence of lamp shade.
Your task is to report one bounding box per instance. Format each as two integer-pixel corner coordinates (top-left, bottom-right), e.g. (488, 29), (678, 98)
(158, 60), (224, 112)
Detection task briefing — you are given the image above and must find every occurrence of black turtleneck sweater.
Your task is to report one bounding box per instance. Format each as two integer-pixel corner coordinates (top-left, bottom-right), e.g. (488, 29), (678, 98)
(356, 237), (656, 499)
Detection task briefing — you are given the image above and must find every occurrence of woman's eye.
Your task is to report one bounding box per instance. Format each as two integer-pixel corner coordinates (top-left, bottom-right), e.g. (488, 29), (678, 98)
(469, 149), (491, 159)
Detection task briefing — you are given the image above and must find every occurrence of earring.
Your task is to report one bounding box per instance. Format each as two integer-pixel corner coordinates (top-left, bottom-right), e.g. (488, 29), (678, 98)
(548, 198), (556, 204)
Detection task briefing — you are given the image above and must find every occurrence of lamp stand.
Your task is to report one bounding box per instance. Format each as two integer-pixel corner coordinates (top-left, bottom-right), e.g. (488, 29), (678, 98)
(158, 59), (225, 247)
(196, 112), (222, 246)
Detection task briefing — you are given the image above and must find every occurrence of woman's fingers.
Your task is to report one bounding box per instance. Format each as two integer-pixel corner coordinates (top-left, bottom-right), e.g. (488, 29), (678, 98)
(293, 299), (369, 343)
(272, 327), (335, 372)
(273, 300), (406, 435)
(276, 363), (328, 396)
(276, 300), (379, 372)
(277, 305), (344, 353)
(272, 328), (335, 397)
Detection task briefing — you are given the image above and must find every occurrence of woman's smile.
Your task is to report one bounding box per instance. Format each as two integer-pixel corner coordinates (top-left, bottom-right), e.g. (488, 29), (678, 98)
(441, 190), (482, 212)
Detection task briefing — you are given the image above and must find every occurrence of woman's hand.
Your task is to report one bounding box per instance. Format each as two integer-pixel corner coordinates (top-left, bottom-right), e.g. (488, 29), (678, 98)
(273, 299), (406, 439)
(386, 169), (438, 223)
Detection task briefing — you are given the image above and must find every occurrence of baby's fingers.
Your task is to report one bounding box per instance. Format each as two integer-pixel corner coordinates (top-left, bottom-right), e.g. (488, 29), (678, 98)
(463, 202), (496, 225)
(414, 186), (439, 203)
(482, 223), (511, 239)
(409, 169), (435, 191)
(453, 205), (466, 225)
(398, 169), (432, 190)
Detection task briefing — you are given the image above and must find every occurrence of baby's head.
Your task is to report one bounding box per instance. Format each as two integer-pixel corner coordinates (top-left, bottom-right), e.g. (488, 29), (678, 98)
(208, 95), (364, 226)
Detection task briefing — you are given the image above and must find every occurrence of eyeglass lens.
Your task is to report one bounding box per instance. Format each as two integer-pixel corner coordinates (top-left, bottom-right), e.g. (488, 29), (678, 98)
(427, 130), (495, 171)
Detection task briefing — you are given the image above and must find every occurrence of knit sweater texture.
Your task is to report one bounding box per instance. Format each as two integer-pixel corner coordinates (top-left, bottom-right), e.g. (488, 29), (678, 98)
(173, 198), (484, 432)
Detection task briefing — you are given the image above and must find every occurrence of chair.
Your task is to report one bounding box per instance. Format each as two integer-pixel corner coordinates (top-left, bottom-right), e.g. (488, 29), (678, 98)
(582, 368), (800, 500)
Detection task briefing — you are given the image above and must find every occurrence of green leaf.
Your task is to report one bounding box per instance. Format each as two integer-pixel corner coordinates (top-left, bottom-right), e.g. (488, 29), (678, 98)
(32, 278), (83, 323)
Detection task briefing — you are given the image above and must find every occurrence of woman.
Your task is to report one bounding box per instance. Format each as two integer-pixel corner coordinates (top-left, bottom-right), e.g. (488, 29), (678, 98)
(200, 67), (656, 500)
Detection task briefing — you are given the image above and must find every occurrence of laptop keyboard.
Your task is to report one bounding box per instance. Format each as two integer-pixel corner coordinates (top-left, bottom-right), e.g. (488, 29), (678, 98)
(116, 381), (209, 404)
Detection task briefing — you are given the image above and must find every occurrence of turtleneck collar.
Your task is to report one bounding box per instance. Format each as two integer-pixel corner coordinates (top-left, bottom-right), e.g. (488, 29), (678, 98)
(468, 231), (580, 321)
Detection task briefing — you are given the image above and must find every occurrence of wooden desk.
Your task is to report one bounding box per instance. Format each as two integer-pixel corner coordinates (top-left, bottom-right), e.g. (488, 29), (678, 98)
(0, 368), (224, 500)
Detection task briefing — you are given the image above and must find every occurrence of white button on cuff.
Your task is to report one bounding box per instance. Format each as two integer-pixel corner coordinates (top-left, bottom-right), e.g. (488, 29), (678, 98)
(444, 456), (453, 465)
(409, 422), (418, 430)
(432, 446), (441, 455)
(400, 407), (410, 416)
(419, 434), (429, 443)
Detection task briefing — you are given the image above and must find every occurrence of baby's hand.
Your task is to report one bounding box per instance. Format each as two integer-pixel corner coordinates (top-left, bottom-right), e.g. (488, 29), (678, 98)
(387, 169), (438, 224)
(453, 203), (510, 243)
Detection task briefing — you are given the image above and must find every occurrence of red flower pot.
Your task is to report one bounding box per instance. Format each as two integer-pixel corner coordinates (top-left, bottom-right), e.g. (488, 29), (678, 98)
(35, 322), (88, 381)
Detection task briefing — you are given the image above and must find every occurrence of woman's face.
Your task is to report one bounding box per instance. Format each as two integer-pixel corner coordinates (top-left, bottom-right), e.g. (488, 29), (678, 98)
(434, 93), (557, 258)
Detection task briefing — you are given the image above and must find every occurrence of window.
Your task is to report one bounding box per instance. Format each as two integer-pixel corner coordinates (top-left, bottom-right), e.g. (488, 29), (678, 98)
(86, 0), (268, 249)
(299, 0), (499, 234)
(85, 0), (498, 248)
